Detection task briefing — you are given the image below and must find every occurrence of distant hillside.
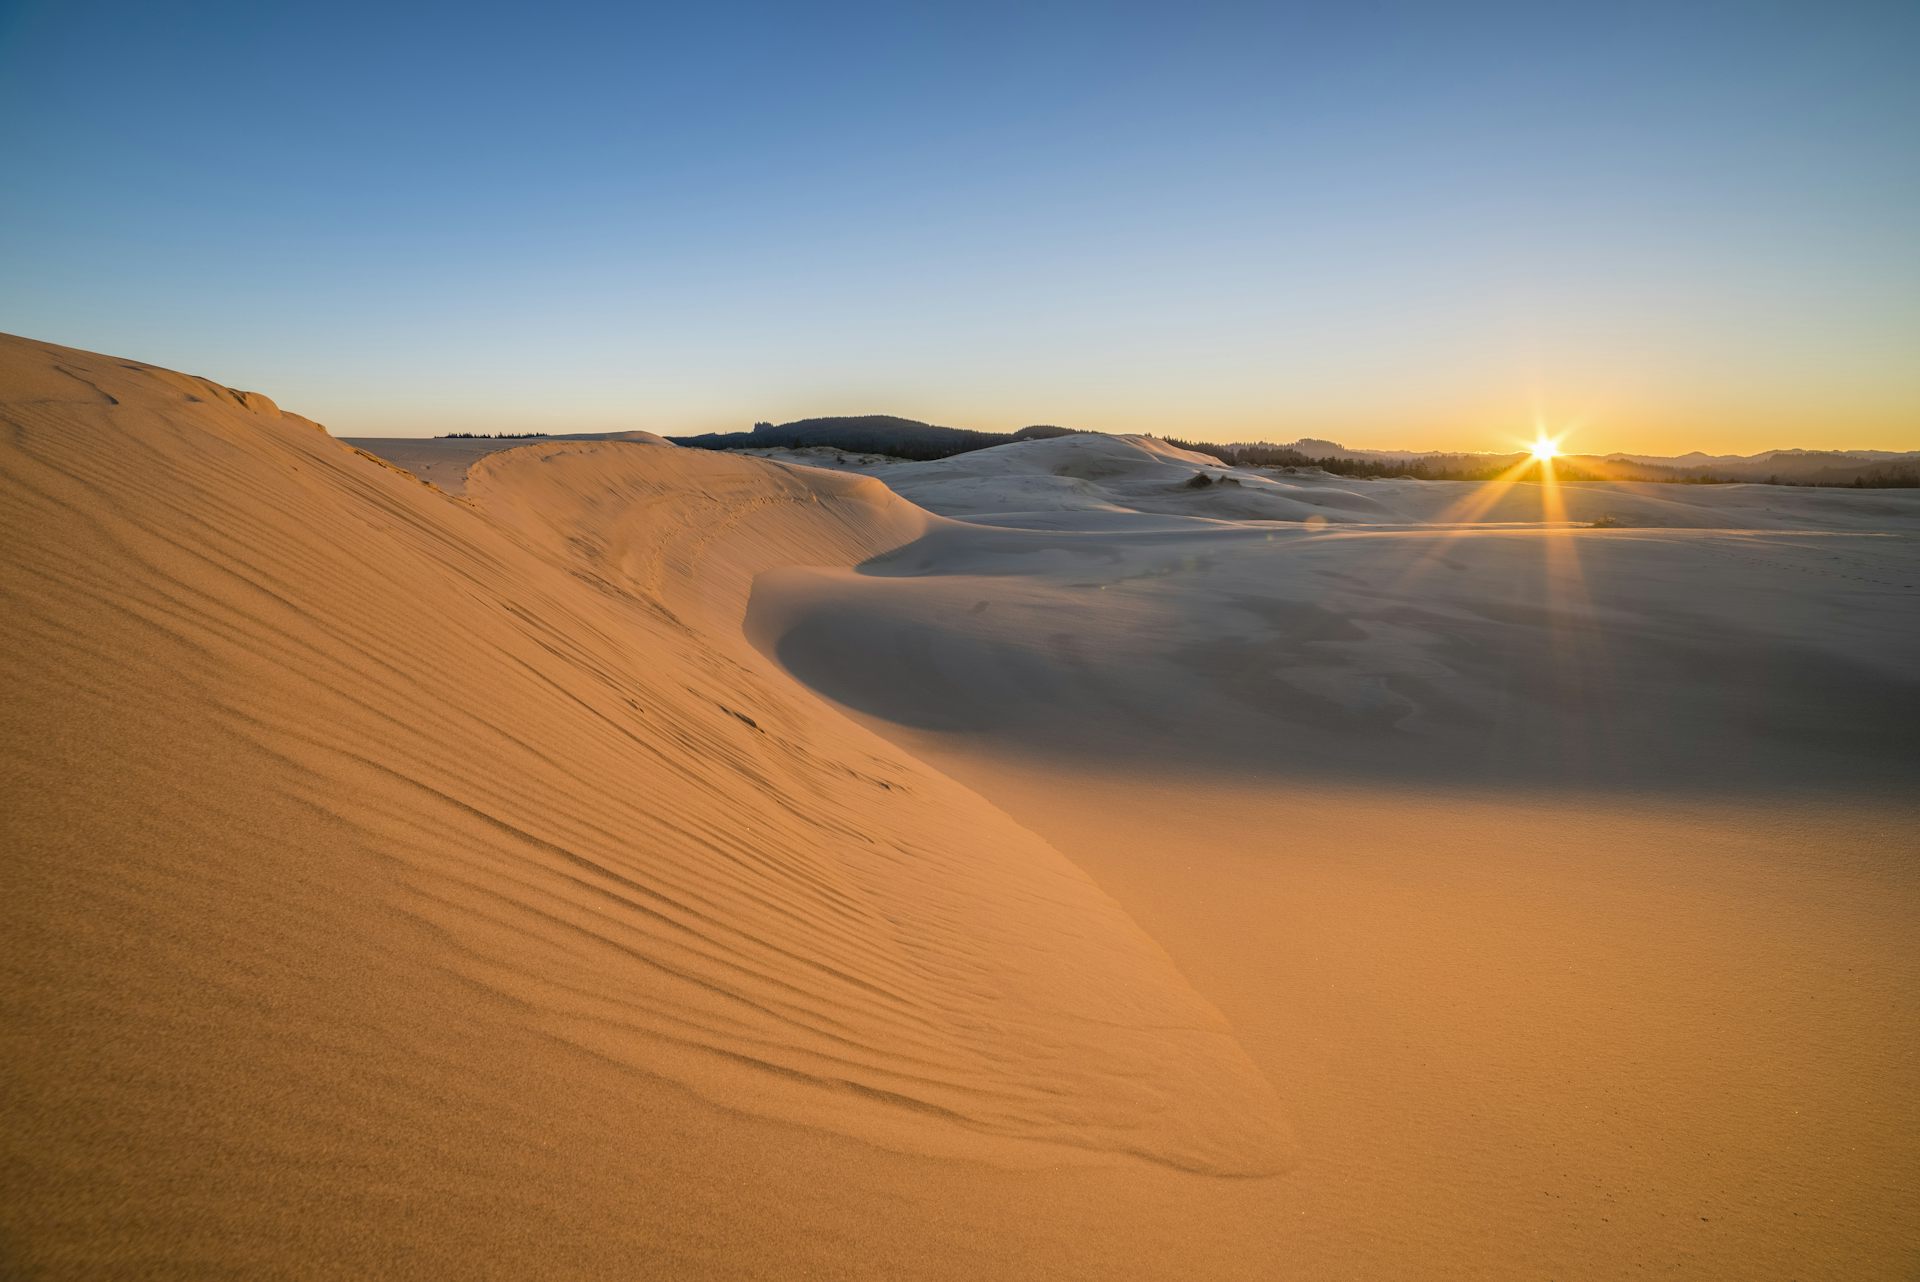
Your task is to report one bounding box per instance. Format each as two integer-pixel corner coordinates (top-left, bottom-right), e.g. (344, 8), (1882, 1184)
(672, 416), (1080, 461)
(1193, 438), (1920, 487)
(1600, 448), (1920, 485)
(670, 418), (1918, 486)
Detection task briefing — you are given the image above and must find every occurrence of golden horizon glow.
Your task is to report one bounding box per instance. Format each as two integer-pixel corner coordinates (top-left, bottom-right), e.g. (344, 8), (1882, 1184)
(1520, 408), (1574, 465)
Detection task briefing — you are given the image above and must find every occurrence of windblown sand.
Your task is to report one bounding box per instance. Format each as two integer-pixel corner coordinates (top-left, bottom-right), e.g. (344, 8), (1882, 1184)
(4, 335), (1917, 1278)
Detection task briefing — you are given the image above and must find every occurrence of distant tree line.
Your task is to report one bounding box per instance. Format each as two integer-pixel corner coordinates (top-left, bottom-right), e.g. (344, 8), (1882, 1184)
(1162, 437), (1597, 481)
(1793, 461), (1920, 488)
(437, 431), (552, 439)
(1161, 437), (1920, 488)
(1864, 463), (1920, 487)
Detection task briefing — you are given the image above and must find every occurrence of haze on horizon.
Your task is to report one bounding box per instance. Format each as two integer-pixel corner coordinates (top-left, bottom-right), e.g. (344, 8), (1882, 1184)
(1, 0), (1915, 456)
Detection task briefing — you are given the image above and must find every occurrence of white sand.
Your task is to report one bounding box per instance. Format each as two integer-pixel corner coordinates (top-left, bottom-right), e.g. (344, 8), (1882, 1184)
(6, 338), (1918, 1278)
(745, 433), (1920, 1278)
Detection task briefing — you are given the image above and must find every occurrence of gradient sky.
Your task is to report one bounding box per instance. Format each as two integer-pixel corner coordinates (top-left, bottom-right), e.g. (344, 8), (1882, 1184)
(3, 1), (1916, 452)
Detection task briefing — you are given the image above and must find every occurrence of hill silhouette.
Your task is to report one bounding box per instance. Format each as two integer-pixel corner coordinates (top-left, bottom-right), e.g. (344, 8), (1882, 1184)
(673, 416), (1080, 461)
(672, 417), (1917, 487)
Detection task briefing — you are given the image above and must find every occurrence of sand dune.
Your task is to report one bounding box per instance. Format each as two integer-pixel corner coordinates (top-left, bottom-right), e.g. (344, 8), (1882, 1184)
(6, 335), (1918, 1279)
(2, 335), (1298, 1279)
(753, 509), (1920, 792)
(751, 431), (1399, 527)
(752, 433), (1920, 796)
(753, 430), (1920, 533)
(745, 434), (1920, 1279)
(342, 429), (671, 496)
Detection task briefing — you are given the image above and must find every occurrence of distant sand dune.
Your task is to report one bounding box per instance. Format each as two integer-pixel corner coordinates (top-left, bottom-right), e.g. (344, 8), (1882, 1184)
(747, 422), (1920, 1280)
(752, 429), (1920, 533)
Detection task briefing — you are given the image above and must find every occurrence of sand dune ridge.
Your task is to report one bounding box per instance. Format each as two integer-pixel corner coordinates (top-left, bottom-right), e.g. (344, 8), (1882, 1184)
(0, 331), (1299, 1282)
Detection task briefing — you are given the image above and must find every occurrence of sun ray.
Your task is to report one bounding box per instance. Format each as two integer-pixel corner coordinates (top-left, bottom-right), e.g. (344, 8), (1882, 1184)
(1387, 420), (1581, 596)
(1386, 454), (1539, 593)
(1530, 445), (1614, 776)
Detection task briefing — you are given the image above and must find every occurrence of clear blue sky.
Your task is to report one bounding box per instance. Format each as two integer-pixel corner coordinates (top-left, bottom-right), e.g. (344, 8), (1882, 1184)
(3, 0), (1915, 451)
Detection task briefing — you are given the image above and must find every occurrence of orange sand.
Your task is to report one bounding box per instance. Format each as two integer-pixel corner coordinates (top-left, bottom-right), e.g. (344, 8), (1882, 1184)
(5, 334), (1917, 1278)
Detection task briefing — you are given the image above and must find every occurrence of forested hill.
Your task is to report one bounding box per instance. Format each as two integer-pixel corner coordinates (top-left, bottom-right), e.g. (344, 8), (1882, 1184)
(671, 416), (1079, 461)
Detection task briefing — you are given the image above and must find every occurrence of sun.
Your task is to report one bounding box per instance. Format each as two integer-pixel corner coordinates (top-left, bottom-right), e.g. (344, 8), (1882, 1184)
(1530, 436), (1560, 462)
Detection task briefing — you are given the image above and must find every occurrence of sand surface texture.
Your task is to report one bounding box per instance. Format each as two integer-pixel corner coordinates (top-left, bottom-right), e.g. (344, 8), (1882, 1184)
(6, 337), (1918, 1278)
(751, 434), (1920, 1279)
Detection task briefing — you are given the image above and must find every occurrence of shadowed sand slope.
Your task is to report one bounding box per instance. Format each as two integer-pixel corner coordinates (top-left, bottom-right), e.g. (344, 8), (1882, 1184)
(746, 435), (1920, 1278)
(0, 336), (1295, 1278)
(752, 517), (1920, 792)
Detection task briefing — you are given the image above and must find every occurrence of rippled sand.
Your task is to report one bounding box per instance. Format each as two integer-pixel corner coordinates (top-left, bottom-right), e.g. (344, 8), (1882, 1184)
(6, 334), (1917, 1278)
